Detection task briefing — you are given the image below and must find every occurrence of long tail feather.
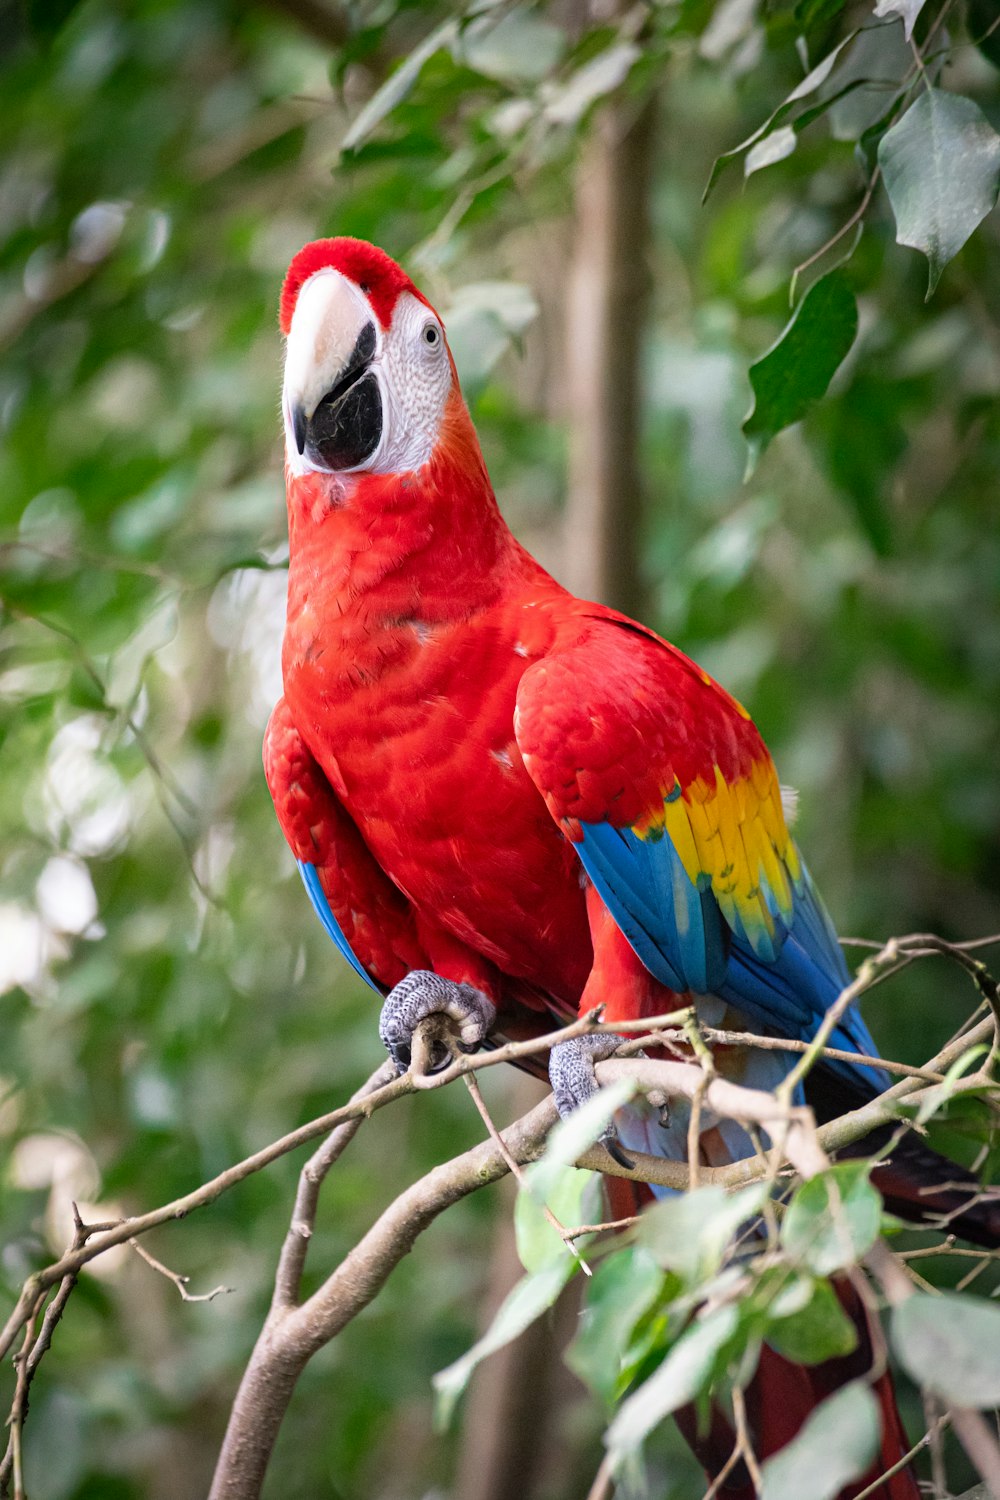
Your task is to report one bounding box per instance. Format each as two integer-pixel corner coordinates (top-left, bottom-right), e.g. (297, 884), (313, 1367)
(840, 1126), (1000, 1248)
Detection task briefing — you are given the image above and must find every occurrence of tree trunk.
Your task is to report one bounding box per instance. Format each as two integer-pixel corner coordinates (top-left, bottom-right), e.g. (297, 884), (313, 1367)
(563, 92), (656, 615)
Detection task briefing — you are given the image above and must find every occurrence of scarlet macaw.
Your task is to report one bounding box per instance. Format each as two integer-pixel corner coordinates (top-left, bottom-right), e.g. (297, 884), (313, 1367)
(264, 238), (996, 1499)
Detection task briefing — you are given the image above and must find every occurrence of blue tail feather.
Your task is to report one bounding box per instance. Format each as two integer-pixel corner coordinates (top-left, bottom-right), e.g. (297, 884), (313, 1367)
(297, 860), (382, 995)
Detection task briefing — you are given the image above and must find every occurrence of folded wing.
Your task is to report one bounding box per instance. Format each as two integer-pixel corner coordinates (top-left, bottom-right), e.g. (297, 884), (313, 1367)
(514, 613), (885, 1094)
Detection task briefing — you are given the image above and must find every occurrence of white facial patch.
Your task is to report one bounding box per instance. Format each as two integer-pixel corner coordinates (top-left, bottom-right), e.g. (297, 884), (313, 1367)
(373, 291), (452, 475)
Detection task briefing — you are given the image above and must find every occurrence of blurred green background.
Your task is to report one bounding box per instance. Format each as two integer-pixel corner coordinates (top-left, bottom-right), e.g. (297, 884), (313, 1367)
(1, 0), (999, 1495)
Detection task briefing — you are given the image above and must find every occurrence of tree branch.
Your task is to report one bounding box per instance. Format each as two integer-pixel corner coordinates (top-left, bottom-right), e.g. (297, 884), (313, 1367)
(208, 1095), (559, 1499)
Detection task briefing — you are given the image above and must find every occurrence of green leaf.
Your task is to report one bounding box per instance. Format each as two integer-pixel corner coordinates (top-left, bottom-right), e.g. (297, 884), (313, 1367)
(744, 78), (877, 185)
(542, 41), (642, 127)
(458, 9), (565, 85)
(523, 1078), (635, 1203)
(765, 1277), (859, 1365)
(606, 1304), (740, 1453)
(514, 1165), (598, 1272)
(443, 280), (539, 389)
(638, 1183), (767, 1284)
(878, 89), (1000, 298)
(704, 32), (858, 200)
(566, 1246), (664, 1404)
(341, 19), (459, 153)
(759, 1382), (880, 1500)
(892, 1292), (1000, 1407)
(873, 0), (928, 43)
(745, 126), (798, 178)
(432, 1257), (575, 1427)
(742, 269), (859, 476)
(781, 1162), (881, 1275)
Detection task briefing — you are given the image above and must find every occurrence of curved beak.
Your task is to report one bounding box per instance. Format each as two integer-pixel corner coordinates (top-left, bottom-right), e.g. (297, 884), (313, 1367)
(283, 270), (382, 471)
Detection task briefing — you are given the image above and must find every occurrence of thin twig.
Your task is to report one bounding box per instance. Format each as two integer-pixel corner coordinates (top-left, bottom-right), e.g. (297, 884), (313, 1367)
(272, 1060), (395, 1310)
(682, 1013), (716, 1192)
(853, 1411), (952, 1500)
(564, 1215), (640, 1241)
(779, 938), (903, 1101)
(464, 1073), (593, 1276)
(731, 1384), (764, 1496)
(951, 1408), (1000, 1500)
(789, 166), (880, 303)
(956, 1256), (992, 1293)
(652, 1025), (946, 1084)
(841, 934), (1000, 952)
(924, 1393), (949, 1500)
(585, 1451), (616, 1500)
(129, 1240), (232, 1304)
(700, 1440), (745, 1500)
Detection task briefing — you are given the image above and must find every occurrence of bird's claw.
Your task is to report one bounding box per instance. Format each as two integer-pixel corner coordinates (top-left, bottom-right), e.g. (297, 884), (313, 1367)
(548, 1032), (635, 1171)
(379, 970), (496, 1076)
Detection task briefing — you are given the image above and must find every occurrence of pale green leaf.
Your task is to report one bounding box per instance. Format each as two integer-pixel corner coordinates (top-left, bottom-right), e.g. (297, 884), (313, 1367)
(638, 1183), (767, 1284)
(759, 1382), (880, 1500)
(566, 1246), (664, 1404)
(915, 1043), (988, 1124)
(524, 1078), (635, 1202)
(878, 89), (1000, 298)
(606, 1305), (739, 1453)
(433, 1257), (574, 1427)
(542, 42), (641, 127)
(704, 31), (858, 199)
(892, 1292), (1000, 1407)
(514, 1165), (598, 1272)
(458, 9), (565, 85)
(444, 280), (539, 387)
(745, 126), (798, 177)
(781, 1162), (880, 1275)
(341, 19), (459, 152)
(873, 0), (928, 42)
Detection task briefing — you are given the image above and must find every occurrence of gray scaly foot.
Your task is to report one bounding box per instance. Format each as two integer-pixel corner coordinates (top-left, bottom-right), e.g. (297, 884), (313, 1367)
(548, 1032), (634, 1170)
(379, 970), (496, 1075)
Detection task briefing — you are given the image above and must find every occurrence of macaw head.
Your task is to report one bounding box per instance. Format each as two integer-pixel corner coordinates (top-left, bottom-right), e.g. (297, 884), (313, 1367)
(280, 238), (458, 478)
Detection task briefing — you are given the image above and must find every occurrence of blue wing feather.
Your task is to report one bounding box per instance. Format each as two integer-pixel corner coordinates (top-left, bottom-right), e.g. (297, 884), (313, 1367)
(578, 821), (729, 996)
(297, 860), (383, 996)
(577, 822), (887, 1095)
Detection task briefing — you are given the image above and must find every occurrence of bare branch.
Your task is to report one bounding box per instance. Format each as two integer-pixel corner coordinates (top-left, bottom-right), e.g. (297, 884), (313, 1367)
(272, 1059), (396, 1311)
(208, 1095), (559, 1500)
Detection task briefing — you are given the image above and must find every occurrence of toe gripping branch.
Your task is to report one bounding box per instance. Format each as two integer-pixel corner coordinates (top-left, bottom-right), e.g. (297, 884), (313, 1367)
(548, 1032), (636, 1170)
(378, 970), (497, 1076)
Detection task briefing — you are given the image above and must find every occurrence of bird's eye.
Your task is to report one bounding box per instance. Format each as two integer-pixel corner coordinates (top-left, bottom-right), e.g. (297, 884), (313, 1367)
(423, 324), (440, 347)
